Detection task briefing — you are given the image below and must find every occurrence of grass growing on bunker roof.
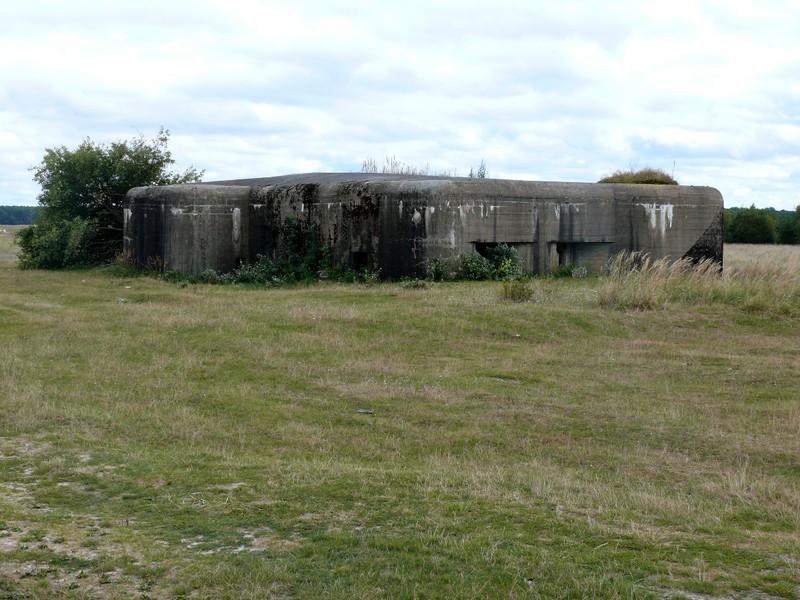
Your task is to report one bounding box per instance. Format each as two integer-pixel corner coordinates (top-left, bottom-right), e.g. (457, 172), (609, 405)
(597, 167), (678, 185)
(0, 246), (797, 598)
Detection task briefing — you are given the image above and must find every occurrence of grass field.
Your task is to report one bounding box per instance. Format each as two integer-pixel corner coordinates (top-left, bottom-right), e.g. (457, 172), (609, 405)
(724, 244), (800, 270)
(0, 225), (23, 261)
(0, 244), (798, 599)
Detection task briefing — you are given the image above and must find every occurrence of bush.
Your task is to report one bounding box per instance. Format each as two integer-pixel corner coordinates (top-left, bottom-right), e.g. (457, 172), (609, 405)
(160, 269), (184, 283)
(450, 244), (524, 281)
(16, 216), (99, 269)
(550, 263), (575, 278)
(486, 244), (523, 280)
(499, 278), (533, 302)
(426, 258), (452, 281)
(198, 269), (222, 284)
(598, 167), (678, 185)
(456, 252), (494, 280)
(224, 254), (279, 285)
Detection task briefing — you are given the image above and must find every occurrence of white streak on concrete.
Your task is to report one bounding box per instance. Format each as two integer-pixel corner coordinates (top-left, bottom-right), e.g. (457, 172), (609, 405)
(232, 207), (241, 245)
(639, 203), (674, 236)
(458, 205), (470, 226)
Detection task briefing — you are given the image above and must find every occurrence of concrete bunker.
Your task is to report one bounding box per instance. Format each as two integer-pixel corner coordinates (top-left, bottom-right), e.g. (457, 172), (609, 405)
(124, 173), (724, 279)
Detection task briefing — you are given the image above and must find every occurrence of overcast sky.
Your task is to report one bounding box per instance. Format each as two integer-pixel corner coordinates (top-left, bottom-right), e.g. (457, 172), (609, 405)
(2, 0), (798, 209)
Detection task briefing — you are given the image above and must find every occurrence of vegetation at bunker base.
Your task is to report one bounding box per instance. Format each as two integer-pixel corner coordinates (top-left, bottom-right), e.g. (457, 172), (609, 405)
(594, 250), (800, 313)
(0, 248), (798, 598)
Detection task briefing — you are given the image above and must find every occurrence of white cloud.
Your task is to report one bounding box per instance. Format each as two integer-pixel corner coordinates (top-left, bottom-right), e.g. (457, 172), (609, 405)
(0, 0), (798, 210)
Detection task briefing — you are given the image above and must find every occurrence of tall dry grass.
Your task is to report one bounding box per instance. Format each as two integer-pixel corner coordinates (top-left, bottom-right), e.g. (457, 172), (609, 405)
(597, 251), (800, 314)
(724, 243), (800, 269)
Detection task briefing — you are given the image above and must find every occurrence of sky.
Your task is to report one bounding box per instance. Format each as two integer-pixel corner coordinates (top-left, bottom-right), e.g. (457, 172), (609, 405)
(1, 0), (799, 210)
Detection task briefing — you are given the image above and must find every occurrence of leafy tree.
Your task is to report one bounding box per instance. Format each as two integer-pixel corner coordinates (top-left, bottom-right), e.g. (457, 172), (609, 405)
(17, 128), (203, 268)
(776, 207), (800, 244)
(723, 209), (736, 243)
(727, 205), (776, 244)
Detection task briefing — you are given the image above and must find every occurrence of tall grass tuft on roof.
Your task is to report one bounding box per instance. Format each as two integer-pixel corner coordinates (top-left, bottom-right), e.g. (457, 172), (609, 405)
(598, 167), (678, 185)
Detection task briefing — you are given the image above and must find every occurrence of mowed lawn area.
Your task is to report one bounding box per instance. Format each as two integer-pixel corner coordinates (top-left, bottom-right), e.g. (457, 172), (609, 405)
(0, 240), (798, 599)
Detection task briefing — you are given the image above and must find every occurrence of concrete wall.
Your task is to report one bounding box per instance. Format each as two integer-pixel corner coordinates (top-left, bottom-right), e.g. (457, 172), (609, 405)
(124, 173), (724, 278)
(125, 185), (251, 273)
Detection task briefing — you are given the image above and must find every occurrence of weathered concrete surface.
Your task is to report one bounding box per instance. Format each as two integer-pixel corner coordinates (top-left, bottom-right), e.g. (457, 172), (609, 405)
(124, 173), (723, 278)
(125, 184), (251, 274)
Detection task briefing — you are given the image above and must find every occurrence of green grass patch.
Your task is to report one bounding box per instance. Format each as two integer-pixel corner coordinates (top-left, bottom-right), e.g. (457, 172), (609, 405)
(0, 254), (797, 598)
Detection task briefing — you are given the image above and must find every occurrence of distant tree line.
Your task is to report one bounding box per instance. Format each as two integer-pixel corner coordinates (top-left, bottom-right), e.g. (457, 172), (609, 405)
(0, 206), (40, 225)
(724, 206), (800, 244)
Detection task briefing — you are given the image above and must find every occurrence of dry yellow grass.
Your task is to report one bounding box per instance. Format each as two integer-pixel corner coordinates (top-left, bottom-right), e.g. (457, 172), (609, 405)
(595, 248), (800, 315)
(725, 243), (800, 271)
